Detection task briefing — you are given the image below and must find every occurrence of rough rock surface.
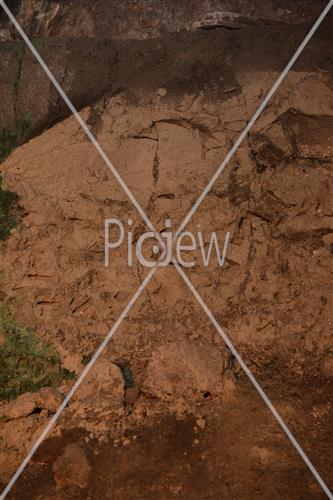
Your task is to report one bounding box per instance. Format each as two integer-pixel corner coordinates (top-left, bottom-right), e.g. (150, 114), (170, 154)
(1, 0), (328, 40)
(66, 357), (125, 426)
(1, 9), (332, 139)
(142, 340), (224, 399)
(0, 393), (37, 420)
(0, 387), (63, 420)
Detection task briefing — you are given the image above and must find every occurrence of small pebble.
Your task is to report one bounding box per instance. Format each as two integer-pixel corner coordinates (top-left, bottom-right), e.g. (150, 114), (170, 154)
(157, 87), (167, 97)
(196, 418), (205, 430)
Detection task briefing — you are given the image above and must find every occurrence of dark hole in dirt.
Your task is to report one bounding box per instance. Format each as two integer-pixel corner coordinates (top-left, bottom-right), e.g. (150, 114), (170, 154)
(203, 391), (211, 398)
(197, 25), (240, 31)
(31, 407), (42, 415)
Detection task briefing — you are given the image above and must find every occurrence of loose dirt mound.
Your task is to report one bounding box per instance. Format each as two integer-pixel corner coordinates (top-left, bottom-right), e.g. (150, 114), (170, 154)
(1, 71), (332, 375)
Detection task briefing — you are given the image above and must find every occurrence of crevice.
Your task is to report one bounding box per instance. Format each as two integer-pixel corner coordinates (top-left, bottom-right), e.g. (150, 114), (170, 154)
(12, 44), (25, 120)
(237, 238), (256, 314)
(152, 125), (160, 185)
(130, 135), (158, 142)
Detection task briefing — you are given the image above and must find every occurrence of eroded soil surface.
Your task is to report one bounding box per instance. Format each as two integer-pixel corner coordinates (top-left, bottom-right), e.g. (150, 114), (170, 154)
(0, 5), (332, 500)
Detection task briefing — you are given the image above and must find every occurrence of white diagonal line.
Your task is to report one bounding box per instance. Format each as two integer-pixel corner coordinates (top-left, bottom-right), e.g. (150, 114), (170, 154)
(174, 0), (333, 239)
(0, 0), (165, 249)
(0, 267), (156, 499)
(173, 261), (333, 499)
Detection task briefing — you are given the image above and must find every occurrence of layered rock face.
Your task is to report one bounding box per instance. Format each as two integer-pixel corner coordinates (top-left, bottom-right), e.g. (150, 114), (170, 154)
(0, 0), (328, 40)
(0, 0), (332, 136)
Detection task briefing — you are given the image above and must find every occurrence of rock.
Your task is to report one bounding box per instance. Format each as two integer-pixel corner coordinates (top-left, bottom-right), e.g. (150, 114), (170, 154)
(322, 233), (333, 248)
(142, 341), (223, 400)
(263, 121), (293, 156)
(196, 418), (206, 430)
(250, 119), (292, 169)
(323, 356), (333, 377)
(0, 387), (64, 421)
(157, 87), (167, 97)
(222, 370), (237, 400)
(52, 443), (91, 489)
(192, 11), (251, 30)
(252, 446), (276, 465)
(36, 387), (63, 412)
(227, 242), (250, 266)
(0, 393), (37, 421)
(72, 357), (124, 414)
(124, 385), (140, 405)
(287, 113), (333, 161)
(0, 415), (39, 452)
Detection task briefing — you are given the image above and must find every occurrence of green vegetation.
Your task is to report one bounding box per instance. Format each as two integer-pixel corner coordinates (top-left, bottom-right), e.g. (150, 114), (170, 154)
(0, 114), (30, 162)
(81, 352), (93, 365)
(0, 304), (74, 401)
(0, 174), (21, 241)
(121, 366), (134, 389)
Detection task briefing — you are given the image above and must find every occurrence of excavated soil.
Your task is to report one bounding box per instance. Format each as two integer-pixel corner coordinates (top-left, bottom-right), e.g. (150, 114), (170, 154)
(0, 7), (333, 500)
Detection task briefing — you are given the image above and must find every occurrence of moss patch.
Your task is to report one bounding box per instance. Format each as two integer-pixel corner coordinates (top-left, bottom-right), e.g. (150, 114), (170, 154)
(81, 352), (93, 365)
(0, 174), (22, 241)
(0, 304), (74, 401)
(0, 114), (30, 163)
(121, 366), (134, 389)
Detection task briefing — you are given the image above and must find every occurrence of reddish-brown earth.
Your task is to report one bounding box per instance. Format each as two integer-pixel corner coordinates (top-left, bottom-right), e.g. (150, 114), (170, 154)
(0, 1), (332, 499)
